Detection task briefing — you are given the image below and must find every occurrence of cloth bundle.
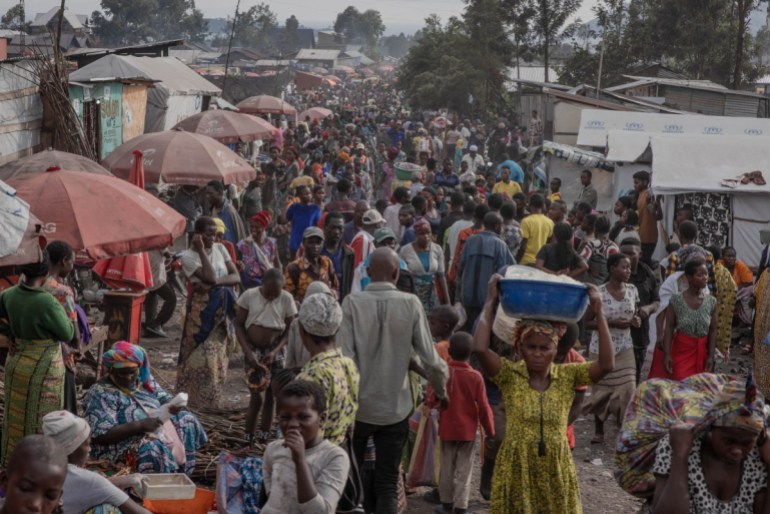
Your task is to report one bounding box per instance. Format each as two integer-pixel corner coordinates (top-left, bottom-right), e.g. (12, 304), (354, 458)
(614, 373), (742, 499)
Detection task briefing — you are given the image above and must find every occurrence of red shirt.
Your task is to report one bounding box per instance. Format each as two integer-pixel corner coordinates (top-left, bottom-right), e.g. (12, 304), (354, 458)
(430, 361), (495, 442)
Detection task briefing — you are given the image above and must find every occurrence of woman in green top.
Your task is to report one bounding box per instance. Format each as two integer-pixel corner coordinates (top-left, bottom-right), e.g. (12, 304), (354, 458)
(0, 251), (74, 465)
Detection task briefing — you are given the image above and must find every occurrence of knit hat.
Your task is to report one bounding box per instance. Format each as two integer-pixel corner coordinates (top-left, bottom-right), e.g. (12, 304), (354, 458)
(42, 410), (91, 456)
(299, 293), (343, 337)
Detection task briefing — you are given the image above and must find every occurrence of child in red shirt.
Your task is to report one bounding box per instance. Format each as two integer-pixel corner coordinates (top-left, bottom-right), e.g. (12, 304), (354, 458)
(429, 305), (461, 364)
(429, 332), (494, 514)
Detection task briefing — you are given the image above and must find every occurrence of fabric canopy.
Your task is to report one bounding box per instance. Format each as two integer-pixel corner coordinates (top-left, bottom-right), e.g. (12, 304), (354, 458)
(650, 135), (770, 195)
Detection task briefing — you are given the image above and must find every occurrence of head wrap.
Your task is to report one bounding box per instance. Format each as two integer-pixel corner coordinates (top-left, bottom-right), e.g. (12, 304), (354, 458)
(42, 411), (91, 456)
(413, 218), (431, 233)
(339, 151), (351, 163)
(387, 146), (399, 160)
(709, 375), (766, 434)
(304, 280), (332, 298)
(250, 210), (272, 229)
(513, 319), (566, 348)
(299, 293), (343, 337)
(102, 341), (154, 392)
(213, 217), (226, 235)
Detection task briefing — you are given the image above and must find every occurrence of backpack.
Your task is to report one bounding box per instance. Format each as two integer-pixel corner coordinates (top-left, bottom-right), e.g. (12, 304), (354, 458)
(396, 267), (416, 294)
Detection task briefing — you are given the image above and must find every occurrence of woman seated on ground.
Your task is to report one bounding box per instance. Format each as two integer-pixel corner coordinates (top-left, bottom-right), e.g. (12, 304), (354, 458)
(651, 377), (770, 514)
(42, 410), (150, 514)
(83, 342), (207, 475)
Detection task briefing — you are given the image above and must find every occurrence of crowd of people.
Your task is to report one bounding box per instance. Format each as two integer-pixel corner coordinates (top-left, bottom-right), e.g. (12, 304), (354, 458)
(2, 77), (770, 514)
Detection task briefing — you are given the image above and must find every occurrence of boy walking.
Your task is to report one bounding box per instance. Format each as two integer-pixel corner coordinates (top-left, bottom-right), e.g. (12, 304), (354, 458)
(431, 332), (494, 514)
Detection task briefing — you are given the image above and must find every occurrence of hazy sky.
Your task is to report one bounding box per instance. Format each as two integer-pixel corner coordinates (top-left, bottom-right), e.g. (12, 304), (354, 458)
(23, 0), (600, 35)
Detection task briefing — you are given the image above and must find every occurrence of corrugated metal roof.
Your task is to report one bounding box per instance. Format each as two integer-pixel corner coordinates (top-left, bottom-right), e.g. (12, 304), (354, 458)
(545, 88), (637, 111)
(31, 7), (84, 29)
(295, 49), (339, 60)
(69, 54), (220, 95)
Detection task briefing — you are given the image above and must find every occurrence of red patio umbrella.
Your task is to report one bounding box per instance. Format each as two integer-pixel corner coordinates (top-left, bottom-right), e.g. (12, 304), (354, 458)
(298, 107), (333, 122)
(333, 65), (355, 75)
(93, 151), (153, 290)
(7, 168), (186, 260)
(0, 148), (112, 181)
(236, 95), (297, 115)
(172, 110), (276, 144)
(102, 130), (256, 186)
(311, 67), (329, 75)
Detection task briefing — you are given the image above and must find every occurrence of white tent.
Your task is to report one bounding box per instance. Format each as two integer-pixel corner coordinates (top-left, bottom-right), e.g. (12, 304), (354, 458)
(576, 109), (770, 148)
(650, 135), (770, 266)
(70, 55), (221, 132)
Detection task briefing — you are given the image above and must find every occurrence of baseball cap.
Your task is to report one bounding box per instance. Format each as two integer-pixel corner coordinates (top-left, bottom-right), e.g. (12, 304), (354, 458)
(362, 209), (385, 225)
(303, 226), (325, 240)
(374, 227), (397, 244)
(355, 143), (365, 150)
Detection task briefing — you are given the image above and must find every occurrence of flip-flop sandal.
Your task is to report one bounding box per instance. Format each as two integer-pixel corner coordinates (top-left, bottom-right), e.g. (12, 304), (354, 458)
(753, 171), (766, 186)
(741, 173), (752, 184)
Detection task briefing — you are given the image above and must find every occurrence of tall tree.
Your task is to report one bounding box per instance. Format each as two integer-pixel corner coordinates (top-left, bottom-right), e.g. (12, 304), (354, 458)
(333, 6), (385, 49)
(464, 0), (515, 107)
(531, 0), (582, 82)
(91, 0), (207, 45)
(732, 0), (768, 88)
(224, 3), (277, 50)
(1, 4), (29, 32)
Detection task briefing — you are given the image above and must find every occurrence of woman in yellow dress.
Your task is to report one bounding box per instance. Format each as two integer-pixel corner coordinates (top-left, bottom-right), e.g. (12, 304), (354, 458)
(473, 275), (615, 513)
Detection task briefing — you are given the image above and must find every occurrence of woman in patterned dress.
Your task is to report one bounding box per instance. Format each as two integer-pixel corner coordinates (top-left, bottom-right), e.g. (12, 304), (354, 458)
(650, 377), (770, 513)
(473, 275), (615, 513)
(177, 216), (241, 408)
(84, 342), (207, 475)
(753, 247), (770, 398)
(237, 211), (281, 289)
(582, 253), (640, 444)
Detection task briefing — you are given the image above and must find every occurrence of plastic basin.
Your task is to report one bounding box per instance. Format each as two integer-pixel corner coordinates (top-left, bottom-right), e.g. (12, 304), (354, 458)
(498, 278), (589, 323)
(395, 162), (422, 181)
(144, 488), (215, 514)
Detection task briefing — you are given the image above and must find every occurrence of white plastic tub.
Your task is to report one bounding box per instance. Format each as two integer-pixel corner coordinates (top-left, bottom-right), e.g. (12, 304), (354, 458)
(141, 473), (196, 500)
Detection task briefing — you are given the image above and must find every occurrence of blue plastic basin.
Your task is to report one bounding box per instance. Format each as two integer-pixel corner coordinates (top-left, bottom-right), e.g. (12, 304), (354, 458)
(498, 278), (589, 323)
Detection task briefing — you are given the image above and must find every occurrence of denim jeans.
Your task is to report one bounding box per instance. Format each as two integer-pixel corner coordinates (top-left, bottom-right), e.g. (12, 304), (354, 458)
(353, 416), (409, 514)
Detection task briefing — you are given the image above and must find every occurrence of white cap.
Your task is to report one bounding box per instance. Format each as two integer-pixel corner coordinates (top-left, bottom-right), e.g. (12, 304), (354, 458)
(42, 411), (91, 455)
(469, 145), (478, 152)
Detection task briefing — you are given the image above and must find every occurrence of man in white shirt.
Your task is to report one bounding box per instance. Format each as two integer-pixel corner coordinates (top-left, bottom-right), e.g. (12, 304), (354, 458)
(461, 145), (485, 174)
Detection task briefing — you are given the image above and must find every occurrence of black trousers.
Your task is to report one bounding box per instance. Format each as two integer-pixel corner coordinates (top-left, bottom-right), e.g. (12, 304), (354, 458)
(144, 282), (177, 328)
(353, 416), (409, 514)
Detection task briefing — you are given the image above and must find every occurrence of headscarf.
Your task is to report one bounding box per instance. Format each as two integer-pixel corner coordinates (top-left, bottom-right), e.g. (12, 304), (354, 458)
(708, 374), (766, 434)
(387, 146), (399, 160)
(513, 319), (566, 348)
(339, 151), (352, 163)
(102, 341), (154, 392)
(213, 217), (227, 235)
(413, 218), (431, 233)
(299, 293), (343, 337)
(250, 210), (272, 229)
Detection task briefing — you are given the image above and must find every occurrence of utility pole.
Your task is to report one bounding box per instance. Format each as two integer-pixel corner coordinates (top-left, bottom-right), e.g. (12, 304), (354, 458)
(222, 0), (241, 99)
(595, 23), (606, 98)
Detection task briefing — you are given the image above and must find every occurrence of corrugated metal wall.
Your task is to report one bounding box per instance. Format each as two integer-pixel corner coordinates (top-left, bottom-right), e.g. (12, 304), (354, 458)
(725, 96), (761, 117)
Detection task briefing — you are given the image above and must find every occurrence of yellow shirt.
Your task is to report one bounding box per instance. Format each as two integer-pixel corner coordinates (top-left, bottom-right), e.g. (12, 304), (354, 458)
(520, 213), (554, 265)
(548, 192), (562, 202)
(492, 180), (522, 198)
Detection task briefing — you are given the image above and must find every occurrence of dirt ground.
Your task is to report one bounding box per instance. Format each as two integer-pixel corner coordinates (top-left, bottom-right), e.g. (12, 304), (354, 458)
(132, 294), (753, 514)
